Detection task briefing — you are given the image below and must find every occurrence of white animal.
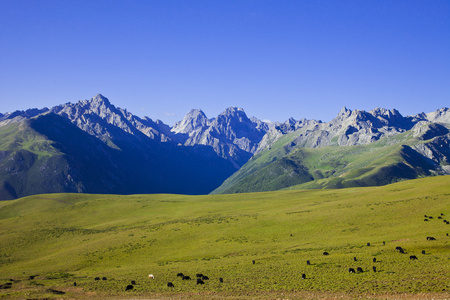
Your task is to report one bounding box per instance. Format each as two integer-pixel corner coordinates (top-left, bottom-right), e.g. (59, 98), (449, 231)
(148, 274), (154, 279)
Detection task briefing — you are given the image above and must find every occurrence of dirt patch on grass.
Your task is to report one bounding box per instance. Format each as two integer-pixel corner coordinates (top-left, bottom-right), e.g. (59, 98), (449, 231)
(391, 239), (411, 242)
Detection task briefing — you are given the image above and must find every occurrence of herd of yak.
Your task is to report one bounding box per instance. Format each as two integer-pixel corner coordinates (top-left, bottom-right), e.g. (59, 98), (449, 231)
(118, 212), (448, 292)
(1, 213), (447, 295)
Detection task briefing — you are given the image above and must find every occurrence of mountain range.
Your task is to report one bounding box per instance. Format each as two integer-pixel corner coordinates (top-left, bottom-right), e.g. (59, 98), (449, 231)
(1, 94), (450, 200)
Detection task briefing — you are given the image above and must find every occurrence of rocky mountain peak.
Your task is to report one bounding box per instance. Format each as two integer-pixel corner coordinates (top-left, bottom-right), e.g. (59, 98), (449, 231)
(285, 117), (296, 125)
(370, 107), (403, 123)
(338, 106), (352, 116)
(83, 94), (115, 116)
(92, 93), (109, 103)
(212, 108), (257, 137)
(370, 107), (400, 117)
(426, 107), (450, 123)
(219, 107), (248, 122)
(171, 109), (209, 134)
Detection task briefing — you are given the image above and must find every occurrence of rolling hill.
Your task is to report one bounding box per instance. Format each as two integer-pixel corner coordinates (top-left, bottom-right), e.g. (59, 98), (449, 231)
(0, 176), (449, 299)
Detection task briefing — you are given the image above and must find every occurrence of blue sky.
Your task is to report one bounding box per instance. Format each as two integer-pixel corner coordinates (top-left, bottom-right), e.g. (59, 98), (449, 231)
(1, 0), (449, 125)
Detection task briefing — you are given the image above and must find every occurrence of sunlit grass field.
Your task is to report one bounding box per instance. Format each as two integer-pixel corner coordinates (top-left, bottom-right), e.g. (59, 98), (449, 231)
(0, 176), (449, 299)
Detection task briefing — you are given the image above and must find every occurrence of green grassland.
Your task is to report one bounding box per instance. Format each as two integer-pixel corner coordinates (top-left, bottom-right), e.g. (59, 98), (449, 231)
(0, 176), (449, 299)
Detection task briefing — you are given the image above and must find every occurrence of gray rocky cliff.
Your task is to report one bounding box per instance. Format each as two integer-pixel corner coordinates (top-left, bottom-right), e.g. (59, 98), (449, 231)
(171, 107), (269, 168)
(50, 94), (171, 144)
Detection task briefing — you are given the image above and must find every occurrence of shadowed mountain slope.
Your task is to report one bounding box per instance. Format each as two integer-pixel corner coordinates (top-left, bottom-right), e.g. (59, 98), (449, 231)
(0, 113), (236, 199)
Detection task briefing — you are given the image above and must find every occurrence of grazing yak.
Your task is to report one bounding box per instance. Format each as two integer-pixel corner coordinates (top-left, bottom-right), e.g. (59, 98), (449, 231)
(372, 266), (376, 272)
(410, 255), (418, 260)
(125, 285), (133, 291)
(197, 279), (205, 285)
(396, 246), (406, 253)
(302, 273), (306, 279)
(357, 267), (363, 273)
(219, 277), (224, 283)
(348, 268), (356, 273)
(323, 252), (329, 256)
(148, 274), (155, 279)
(0, 285), (11, 290)
(182, 275), (191, 280)
(167, 282), (174, 288)
(427, 236), (436, 240)
(177, 273), (184, 277)
(373, 258), (377, 263)
(49, 289), (65, 295)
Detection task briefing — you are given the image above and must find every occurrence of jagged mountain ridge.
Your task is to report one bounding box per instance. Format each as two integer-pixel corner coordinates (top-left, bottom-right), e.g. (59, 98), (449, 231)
(46, 95), (271, 168)
(4, 94), (448, 162)
(171, 107), (269, 167)
(1, 93), (450, 199)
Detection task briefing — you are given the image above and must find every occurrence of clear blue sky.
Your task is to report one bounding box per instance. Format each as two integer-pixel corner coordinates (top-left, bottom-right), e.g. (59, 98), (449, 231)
(1, 0), (449, 125)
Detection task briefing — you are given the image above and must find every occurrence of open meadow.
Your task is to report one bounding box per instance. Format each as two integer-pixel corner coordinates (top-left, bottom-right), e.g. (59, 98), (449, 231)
(0, 176), (449, 299)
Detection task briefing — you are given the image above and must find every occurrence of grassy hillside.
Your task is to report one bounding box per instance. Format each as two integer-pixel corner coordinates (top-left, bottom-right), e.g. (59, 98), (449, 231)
(212, 130), (301, 194)
(213, 130), (443, 194)
(0, 177), (449, 299)
(0, 119), (72, 200)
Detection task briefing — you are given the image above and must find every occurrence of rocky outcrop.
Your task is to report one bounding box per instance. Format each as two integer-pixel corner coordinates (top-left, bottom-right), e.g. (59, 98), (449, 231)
(0, 108), (50, 127)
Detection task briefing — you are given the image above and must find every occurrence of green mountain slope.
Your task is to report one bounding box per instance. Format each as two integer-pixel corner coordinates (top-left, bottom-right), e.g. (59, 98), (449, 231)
(0, 176), (449, 299)
(213, 125), (450, 194)
(0, 119), (73, 200)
